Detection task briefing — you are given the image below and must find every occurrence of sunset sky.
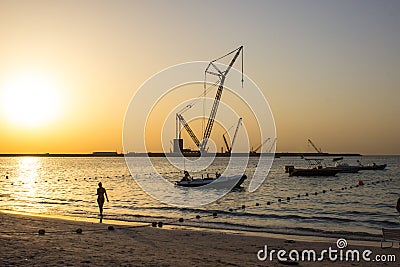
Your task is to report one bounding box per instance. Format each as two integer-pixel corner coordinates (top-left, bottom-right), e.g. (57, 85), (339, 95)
(1, 0), (399, 154)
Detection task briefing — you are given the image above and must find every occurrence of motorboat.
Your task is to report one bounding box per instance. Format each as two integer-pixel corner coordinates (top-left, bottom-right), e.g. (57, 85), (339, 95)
(357, 161), (387, 171)
(289, 167), (339, 177)
(326, 162), (360, 173)
(176, 172), (247, 188)
(287, 158), (339, 177)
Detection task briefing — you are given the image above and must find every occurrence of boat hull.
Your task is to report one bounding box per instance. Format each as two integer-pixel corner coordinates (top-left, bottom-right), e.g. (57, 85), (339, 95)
(359, 164), (386, 170)
(289, 168), (339, 177)
(326, 166), (360, 173)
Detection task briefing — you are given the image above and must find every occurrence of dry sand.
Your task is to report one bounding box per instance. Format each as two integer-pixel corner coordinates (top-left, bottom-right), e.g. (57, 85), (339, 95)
(0, 211), (399, 266)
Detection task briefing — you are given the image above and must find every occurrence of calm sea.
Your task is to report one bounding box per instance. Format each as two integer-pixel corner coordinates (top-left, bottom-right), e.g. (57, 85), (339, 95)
(0, 156), (399, 240)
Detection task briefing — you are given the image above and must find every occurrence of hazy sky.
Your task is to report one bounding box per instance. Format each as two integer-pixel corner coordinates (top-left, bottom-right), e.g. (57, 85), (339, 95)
(0, 0), (399, 154)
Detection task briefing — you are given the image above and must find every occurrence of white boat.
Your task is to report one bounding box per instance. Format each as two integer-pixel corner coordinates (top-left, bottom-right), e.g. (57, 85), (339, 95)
(176, 173), (247, 188)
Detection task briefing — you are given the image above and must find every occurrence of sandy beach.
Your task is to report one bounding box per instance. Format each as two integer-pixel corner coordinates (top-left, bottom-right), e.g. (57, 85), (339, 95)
(0, 211), (398, 266)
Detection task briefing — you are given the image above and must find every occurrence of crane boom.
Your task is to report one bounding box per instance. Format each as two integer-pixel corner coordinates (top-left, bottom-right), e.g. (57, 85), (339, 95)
(200, 46), (243, 152)
(267, 138), (277, 153)
(222, 134), (230, 152)
(177, 114), (200, 147)
(222, 118), (242, 153)
(253, 138), (271, 153)
(230, 118), (242, 153)
(307, 139), (323, 153)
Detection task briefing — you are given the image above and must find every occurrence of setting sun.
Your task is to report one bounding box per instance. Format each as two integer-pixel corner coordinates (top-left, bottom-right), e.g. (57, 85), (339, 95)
(1, 71), (62, 127)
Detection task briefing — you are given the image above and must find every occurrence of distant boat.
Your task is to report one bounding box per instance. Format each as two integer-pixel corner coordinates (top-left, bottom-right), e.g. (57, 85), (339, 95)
(357, 161), (387, 171)
(326, 162), (360, 173)
(289, 167), (339, 177)
(287, 158), (339, 177)
(176, 172), (247, 188)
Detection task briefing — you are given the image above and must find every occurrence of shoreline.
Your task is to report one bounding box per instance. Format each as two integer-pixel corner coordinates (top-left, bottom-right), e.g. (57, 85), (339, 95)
(1, 209), (383, 245)
(1, 211), (398, 266)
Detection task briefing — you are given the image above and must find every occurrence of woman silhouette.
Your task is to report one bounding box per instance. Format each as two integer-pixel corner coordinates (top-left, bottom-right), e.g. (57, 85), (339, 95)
(97, 182), (109, 216)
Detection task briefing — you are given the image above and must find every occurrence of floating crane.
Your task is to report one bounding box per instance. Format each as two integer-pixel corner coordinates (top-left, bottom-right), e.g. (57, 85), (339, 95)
(173, 46), (244, 153)
(222, 118), (242, 153)
(307, 139), (323, 153)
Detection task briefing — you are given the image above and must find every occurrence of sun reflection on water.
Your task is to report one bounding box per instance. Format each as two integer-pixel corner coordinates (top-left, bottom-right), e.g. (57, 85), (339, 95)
(12, 157), (46, 212)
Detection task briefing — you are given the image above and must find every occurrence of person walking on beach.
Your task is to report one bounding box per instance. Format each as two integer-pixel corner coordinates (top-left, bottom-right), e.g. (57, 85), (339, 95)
(97, 182), (109, 216)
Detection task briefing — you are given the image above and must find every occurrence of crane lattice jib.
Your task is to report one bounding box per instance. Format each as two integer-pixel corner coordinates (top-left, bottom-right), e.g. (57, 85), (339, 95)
(307, 139), (322, 153)
(200, 46), (243, 151)
(222, 134), (230, 152)
(177, 114), (200, 147)
(254, 138), (271, 153)
(230, 118), (242, 152)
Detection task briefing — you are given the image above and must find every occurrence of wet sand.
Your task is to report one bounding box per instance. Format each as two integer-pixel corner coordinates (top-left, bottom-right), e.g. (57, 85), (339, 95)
(0, 211), (398, 266)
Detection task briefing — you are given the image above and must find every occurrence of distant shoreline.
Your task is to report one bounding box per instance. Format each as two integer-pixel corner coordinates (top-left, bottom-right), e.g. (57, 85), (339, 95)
(0, 152), (362, 157)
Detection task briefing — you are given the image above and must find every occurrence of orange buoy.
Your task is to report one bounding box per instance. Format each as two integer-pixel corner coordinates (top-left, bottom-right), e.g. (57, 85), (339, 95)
(358, 180), (364, 186)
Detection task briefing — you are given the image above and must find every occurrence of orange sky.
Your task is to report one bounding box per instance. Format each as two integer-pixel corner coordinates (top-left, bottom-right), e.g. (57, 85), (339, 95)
(1, 1), (400, 154)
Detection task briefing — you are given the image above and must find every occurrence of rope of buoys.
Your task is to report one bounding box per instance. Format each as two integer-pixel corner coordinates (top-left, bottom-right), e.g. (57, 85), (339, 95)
(224, 177), (393, 214)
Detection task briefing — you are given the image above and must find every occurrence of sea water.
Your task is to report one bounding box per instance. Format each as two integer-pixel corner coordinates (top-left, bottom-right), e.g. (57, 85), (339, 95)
(0, 156), (399, 241)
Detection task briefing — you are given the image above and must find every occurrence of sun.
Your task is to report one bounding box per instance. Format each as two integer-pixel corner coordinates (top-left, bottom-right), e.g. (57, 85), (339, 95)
(1, 71), (62, 127)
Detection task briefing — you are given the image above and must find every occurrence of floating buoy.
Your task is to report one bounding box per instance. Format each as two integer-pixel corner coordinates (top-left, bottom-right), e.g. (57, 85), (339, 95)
(196, 215), (201, 219)
(255, 203), (260, 206)
(76, 228), (83, 234)
(322, 190), (326, 193)
(314, 192), (318, 195)
(286, 197), (290, 201)
(178, 218), (184, 223)
(267, 201), (271, 205)
(151, 222), (157, 227)
(213, 212), (218, 217)
(5, 175), (8, 179)
(278, 198), (282, 202)
(330, 189), (333, 191)
(297, 194), (300, 198)
(229, 208), (233, 212)
(157, 222), (163, 228)
(108, 226), (115, 231)
(305, 193), (309, 196)
(241, 205), (246, 209)
(38, 229), (45, 235)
